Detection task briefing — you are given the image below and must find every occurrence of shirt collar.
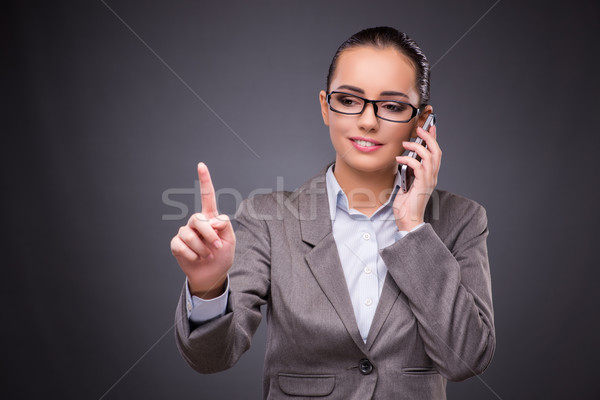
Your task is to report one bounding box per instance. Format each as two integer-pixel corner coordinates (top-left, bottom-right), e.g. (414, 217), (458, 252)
(325, 163), (402, 220)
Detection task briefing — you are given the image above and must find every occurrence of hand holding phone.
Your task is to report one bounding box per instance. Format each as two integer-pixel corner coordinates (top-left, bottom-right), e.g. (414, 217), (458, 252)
(400, 114), (436, 193)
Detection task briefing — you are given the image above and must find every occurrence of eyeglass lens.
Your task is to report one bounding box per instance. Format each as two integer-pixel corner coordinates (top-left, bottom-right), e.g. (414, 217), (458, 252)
(329, 92), (414, 122)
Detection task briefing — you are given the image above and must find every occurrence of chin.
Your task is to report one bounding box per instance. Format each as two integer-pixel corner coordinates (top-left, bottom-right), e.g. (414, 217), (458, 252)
(341, 155), (396, 174)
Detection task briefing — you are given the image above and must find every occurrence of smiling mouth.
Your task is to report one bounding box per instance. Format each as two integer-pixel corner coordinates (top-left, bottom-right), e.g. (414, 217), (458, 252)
(350, 138), (383, 147)
(353, 139), (378, 147)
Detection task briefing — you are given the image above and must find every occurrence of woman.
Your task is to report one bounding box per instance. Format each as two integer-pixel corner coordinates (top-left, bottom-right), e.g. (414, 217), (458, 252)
(171, 26), (495, 399)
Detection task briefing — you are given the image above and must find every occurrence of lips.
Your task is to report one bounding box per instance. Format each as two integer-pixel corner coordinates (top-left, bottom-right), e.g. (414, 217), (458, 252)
(349, 137), (382, 152)
(350, 137), (382, 145)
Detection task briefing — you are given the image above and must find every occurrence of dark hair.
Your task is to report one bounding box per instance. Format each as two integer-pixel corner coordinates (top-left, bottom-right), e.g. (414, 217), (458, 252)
(326, 26), (430, 108)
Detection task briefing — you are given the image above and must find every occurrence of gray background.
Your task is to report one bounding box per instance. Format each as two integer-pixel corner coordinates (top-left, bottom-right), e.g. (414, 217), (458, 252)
(3, 0), (600, 399)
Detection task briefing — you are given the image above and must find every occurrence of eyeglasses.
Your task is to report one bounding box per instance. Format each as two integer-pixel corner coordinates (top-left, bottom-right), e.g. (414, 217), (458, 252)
(326, 91), (420, 123)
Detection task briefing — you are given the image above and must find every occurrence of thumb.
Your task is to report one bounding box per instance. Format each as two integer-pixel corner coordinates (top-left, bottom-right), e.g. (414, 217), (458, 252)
(209, 215), (235, 243)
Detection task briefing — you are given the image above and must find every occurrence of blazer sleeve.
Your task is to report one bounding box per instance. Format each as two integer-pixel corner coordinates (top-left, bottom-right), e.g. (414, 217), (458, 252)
(174, 196), (271, 374)
(379, 199), (495, 382)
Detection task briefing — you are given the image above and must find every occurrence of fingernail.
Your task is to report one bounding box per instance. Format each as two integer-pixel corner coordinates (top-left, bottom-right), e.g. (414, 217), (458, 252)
(213, 239), (222, 249)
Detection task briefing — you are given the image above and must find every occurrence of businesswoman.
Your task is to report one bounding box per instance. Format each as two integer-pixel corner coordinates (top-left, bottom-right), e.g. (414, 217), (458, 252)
(171, 26), (495, 399)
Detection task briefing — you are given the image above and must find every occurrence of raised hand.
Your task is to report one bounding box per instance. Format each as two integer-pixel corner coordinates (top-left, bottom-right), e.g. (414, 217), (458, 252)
(171, 162), (235, 299)
(394, 124), (442, 231)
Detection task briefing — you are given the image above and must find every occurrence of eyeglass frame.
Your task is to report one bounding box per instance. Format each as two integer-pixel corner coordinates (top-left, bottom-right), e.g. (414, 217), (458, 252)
(326, 91), (421, 123)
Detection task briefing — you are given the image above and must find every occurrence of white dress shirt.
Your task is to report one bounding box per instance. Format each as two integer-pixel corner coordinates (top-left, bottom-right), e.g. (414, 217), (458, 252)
(324, 164), (424, 341)
(186, 164), (424, 341)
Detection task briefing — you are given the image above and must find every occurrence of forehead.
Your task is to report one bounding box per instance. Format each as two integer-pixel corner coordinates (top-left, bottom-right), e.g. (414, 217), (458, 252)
(332, 46), (418, 100)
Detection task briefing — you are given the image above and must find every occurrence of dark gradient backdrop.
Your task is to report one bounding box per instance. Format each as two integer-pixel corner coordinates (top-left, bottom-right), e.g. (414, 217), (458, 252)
(3, 1), (600, 399)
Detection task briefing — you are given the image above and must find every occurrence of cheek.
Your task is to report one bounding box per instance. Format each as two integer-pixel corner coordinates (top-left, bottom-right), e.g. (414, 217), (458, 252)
(387, 137), (406, 155)
(328, 116), (353, 144)
(383, 127), (414, 155)
(328, 114), (353, 133)
(397, 124), (416, 143)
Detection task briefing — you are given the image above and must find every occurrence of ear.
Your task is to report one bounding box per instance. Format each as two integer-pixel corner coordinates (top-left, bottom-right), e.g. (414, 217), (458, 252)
(319, 90), (330, 126)
(411, 105), (434, 137)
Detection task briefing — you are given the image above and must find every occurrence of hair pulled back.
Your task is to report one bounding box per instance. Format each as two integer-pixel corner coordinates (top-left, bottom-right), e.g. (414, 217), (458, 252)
(326, 26), (430, 108)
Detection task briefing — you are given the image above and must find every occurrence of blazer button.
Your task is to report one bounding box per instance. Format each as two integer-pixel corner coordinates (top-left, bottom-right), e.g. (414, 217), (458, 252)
(359, 359), (373, 375)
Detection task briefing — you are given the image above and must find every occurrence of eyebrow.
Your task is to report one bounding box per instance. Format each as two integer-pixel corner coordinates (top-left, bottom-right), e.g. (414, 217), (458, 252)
(335, 84), (410, 99)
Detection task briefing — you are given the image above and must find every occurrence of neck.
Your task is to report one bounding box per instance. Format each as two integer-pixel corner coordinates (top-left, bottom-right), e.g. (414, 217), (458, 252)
(333, 157), (397, 213)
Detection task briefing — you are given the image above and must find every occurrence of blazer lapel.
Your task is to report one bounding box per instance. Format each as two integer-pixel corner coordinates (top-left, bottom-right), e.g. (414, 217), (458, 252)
(295, 162), (434, 352)
(365, 273), (401, 350)
(365, 194), (436, 349)
(298, 164), (367, 352)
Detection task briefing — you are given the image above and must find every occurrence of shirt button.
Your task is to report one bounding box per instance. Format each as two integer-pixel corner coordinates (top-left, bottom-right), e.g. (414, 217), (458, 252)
(362, 232), (371, 241)
(364, 266), (372, 274)
(187, 301), (192, 311)
(364, 298), (373, 306)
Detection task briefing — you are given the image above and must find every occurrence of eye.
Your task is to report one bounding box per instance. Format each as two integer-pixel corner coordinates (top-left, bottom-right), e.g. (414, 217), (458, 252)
(381, 102), (408, 113)
(339, 96), (358, 106)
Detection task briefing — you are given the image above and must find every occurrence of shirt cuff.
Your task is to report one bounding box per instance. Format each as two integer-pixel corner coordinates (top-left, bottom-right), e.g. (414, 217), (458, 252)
(185, 275), (230, 324)
(394, 222), (426, 241)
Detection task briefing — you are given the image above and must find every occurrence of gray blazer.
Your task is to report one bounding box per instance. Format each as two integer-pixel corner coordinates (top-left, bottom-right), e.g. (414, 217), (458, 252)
(174, 162), (495, 399)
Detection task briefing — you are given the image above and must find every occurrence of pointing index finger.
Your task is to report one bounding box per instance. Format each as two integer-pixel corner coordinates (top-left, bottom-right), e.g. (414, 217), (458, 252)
(198, 162), (218, 217)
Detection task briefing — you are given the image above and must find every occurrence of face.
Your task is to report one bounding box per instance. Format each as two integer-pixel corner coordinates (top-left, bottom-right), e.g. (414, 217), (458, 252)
(319, 46), (432, 175)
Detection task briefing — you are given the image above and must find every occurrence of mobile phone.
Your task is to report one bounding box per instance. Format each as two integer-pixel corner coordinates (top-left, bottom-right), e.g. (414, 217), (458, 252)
(400, 114), (436, 193)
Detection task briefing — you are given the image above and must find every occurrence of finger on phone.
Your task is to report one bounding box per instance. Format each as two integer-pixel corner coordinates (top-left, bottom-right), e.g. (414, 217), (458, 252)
(396, 155), (420, 170)
(420, 125), (440, 155)
(198, 162), (218, 218)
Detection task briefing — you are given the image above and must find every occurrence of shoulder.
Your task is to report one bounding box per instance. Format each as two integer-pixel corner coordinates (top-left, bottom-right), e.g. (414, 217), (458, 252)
(233, 190), (297, 226)
(234, 163), (331, 222)
(428, 188), (488, 243)
(431, 188), (487, 219)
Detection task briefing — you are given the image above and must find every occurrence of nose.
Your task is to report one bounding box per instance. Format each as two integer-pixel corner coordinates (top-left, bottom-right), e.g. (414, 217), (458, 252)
(357, 102), (379, 132)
